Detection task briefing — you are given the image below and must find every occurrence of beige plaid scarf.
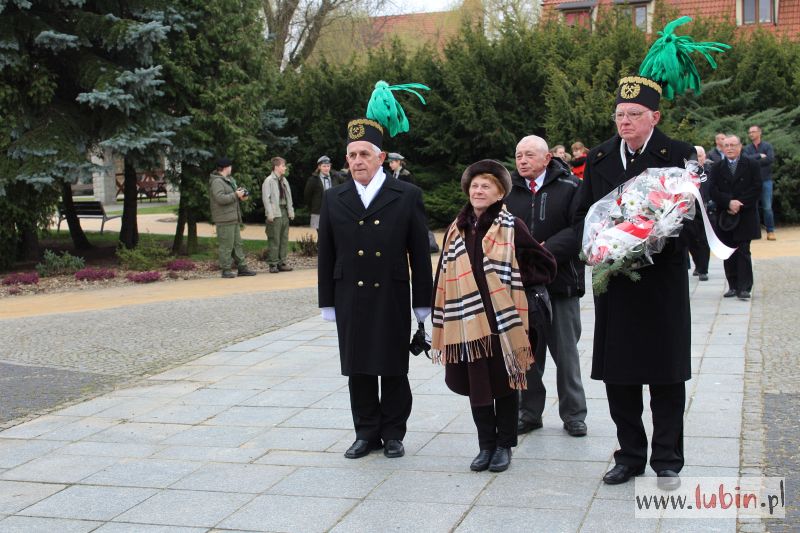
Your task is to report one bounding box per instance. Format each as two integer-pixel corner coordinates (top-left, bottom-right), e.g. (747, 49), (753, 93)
(431, 207), (533, 390)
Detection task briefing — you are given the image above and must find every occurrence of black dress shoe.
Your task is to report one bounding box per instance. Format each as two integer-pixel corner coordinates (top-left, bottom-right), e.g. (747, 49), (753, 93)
(517, 418), (543, 434)
(692, 269), (700, 276)
(237, 268), (257, 276)
(563, 420), (587, 437)
(488, 446), (512, 472)
(602, 464), (645, 485)
(383, 439), (404, 458)
(723, 289), (737, 298)
(657, 470), (681, 491)
(698, 273), (708, 281)
(470, 449), (494, 472)
(344, 439), (382, 459)
(737, 290), (751, 300)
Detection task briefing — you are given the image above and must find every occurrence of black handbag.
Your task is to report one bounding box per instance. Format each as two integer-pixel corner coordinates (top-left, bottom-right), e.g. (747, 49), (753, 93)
(526, 284), (552, 356)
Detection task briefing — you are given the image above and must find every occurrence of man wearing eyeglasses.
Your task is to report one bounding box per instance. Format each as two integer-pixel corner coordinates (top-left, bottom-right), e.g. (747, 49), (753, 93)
(574, 76), (696, 491)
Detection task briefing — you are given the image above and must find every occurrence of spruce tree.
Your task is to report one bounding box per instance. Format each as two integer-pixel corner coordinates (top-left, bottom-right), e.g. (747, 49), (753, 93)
(0, 0), (187, 263)
(157, 0), (280, 254)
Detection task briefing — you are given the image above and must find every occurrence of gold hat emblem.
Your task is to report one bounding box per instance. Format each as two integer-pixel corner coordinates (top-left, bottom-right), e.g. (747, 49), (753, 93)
(620, 83), (640, 99)
(348, 124), (366, 140)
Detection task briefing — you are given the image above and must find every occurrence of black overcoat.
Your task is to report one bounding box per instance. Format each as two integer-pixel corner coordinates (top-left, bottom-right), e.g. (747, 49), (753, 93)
(574, 128), (695, 385)
(709, 157), (762, 243)
(318, 176), (433, 376)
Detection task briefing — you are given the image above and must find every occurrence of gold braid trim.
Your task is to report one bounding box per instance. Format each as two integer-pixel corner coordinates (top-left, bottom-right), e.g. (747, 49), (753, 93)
(347, 118), (384, 134)
(618, 76), (663, 95)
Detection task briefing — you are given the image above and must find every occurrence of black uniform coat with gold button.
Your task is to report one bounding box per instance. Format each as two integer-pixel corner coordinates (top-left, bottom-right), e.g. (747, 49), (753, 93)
(574, 127), (695, 385)
(318, 176), (433, 376)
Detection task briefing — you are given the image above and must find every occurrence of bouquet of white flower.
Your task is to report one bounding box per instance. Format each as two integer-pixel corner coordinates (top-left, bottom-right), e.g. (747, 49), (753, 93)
(581, 162), (733, 294)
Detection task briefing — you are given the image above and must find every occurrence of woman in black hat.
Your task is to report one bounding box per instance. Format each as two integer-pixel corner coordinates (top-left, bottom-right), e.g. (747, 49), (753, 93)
(430, 160), (556, 473)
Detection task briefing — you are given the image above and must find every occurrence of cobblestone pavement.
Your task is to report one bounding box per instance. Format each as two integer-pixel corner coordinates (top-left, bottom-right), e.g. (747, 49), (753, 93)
(1, 255), (797, 531)
(0, 288), (317, 426)
(751, 257), (800, 532)
(0, 260), (761, 532)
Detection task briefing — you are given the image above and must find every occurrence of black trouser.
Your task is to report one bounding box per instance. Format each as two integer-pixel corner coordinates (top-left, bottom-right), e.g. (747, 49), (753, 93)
(687, 216), (710, 274)
(471, 393), (519, 450)
(606, 382), (685, 472)
(723, 240), (753, 292)
(348, 374), (412, 443)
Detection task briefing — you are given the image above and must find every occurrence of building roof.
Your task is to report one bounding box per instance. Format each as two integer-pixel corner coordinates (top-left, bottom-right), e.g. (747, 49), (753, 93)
(542, 0), (800, 37)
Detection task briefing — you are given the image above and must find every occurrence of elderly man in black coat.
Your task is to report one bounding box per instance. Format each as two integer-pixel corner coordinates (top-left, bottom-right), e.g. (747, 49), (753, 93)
(710, 134), (762, 300)
(318, 118), (432, 460)
(574, 75), (696, 491)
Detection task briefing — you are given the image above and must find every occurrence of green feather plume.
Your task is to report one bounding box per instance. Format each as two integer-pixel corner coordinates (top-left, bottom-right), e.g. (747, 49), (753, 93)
(638, 16), (731, 100)
(366, 81), (430, 137)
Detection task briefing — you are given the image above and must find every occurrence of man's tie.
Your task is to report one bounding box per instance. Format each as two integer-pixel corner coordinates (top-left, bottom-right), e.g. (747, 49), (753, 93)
(529, 180), (537, 195)
(728, 160), (737, 175)
(323, 176), (330, 190)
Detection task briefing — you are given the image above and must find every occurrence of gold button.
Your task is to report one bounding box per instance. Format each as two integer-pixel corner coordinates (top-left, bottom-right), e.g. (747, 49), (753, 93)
(374, 282), (380, 288)
(358, 250), (364, 256)
(375, 251), (381, 257)
(357, 281), (364, 287)
(358, 220), (364, 225)
(374, 220), (380, 225)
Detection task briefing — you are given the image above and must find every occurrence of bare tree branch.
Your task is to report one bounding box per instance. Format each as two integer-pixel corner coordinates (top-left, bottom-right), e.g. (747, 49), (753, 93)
(262, 0), (388, 69)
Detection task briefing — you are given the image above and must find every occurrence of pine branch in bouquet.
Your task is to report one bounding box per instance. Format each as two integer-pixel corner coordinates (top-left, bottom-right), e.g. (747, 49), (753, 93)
(580, 251), (643, 295)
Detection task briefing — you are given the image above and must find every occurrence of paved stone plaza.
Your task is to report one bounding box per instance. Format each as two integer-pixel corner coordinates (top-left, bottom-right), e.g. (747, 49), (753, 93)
(0, 259), (774, 532)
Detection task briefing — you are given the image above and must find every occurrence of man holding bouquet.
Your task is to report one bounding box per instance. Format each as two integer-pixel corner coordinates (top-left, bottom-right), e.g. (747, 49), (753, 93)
(575, 76), (694, 491)
(574, 17), (728, 491)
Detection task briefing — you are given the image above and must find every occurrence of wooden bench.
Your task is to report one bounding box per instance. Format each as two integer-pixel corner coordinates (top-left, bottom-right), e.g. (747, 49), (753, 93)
(57, 201), (121, 234)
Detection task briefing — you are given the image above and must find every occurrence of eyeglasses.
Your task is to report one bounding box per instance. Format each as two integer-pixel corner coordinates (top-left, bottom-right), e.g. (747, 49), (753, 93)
(611, 110), (648, 122)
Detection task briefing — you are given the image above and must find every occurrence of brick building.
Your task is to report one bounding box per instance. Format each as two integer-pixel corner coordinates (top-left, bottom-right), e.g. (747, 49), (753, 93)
(542, 0), (800, 36)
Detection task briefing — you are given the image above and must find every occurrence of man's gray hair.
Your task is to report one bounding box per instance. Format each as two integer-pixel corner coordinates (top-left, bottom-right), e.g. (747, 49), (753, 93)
(516, 135), (549, 154)
(346, 142), (382, 156)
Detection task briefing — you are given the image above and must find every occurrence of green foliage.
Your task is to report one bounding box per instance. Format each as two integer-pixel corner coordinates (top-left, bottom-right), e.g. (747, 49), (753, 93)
(276, 8), (800, 223)
(425, 182), (466, 229)
(116, 234), (171, 270)
(157, 0), (283, 229)
(35, 250), (85, 277)
(1, 0), (187, 264)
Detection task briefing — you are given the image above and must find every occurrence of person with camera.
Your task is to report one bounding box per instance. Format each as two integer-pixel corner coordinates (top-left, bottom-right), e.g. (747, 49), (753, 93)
(262, 156), (295, 273)
(209, 157), (257, 278)
(431, 160), (556, 473)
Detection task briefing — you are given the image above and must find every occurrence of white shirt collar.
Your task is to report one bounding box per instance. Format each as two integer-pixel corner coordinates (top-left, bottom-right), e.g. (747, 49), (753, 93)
(525, 168), (547, 191)
(353, 168), (386, 208)
(619, 129), (654, 170)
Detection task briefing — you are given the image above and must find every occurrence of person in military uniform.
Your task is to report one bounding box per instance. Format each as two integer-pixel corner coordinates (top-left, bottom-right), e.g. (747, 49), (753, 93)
(317, 117), (432, 460)
(208, 157), (257, 279)
(386, 153), (415, 184)
(305, 155), (341, 231)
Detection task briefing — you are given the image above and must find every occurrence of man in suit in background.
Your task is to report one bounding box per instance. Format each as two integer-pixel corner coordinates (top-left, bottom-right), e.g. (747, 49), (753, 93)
(710, 134), (762, 300)
(707, 132), (726, 163)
